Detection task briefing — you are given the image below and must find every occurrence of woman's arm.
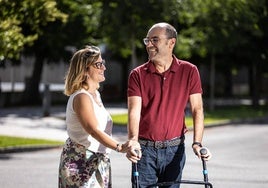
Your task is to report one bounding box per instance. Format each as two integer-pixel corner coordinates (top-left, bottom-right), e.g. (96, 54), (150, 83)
(73, 93), (126, 152)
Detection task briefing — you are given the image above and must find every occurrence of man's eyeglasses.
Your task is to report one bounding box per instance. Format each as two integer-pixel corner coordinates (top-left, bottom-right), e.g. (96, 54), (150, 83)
(143, 37), (172, 45)
(92, 60), (106, 69)
(143, 37), (161, 45)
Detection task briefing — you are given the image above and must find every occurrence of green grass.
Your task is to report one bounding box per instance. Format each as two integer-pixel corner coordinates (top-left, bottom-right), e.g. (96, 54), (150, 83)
(0, 135), (64, 148)
(112, 105), (268, 127)
(111, 114), (128, 125)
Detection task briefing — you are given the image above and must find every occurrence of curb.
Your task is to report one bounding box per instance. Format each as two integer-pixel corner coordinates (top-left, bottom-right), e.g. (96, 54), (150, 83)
(0, 144), (63, 154)
(204, 116), (268, 128)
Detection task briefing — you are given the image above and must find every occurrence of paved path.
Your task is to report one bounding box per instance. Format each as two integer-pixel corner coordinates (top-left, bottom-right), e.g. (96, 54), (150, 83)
(1, 124), (268, 188)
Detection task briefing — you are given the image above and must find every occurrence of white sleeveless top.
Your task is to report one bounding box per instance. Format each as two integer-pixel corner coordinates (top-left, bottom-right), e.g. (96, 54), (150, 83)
(65, 89), (113, 154)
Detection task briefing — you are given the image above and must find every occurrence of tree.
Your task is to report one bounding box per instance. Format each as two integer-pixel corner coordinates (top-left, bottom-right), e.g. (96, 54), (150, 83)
(175, 0), (268, 108)
(22, 0), (102, 105)
(98, 0), (183, 98)
(0, 0), (67, 106)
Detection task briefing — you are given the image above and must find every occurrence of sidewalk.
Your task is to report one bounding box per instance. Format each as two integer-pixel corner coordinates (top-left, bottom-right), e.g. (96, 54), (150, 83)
(0, 105), (128, 152)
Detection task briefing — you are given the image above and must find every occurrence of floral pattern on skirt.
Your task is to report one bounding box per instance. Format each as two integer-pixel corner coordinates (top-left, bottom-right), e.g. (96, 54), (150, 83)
(58, 138), (111, 188)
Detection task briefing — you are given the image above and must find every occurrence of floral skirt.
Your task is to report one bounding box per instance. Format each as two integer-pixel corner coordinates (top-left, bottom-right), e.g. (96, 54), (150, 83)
(58, 138), (112, 188)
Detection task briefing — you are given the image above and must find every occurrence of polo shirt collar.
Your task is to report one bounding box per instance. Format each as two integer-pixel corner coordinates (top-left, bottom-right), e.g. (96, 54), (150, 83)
(145, 55), (180, 73)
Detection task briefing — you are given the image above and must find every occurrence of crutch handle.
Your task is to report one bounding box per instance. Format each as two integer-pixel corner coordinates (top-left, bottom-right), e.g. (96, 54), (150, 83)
(200, 148), (207, 155)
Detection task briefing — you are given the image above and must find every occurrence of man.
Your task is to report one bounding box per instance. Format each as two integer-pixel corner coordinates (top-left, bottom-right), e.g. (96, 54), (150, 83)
(126, 22), (211, 188)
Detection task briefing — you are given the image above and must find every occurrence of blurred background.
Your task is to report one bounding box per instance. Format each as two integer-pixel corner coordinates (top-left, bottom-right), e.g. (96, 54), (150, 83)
(1, 0), (267, 111)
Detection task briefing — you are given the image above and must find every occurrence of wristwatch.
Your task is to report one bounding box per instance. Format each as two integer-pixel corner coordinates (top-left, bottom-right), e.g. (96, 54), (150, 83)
(192, 142), (202, 148)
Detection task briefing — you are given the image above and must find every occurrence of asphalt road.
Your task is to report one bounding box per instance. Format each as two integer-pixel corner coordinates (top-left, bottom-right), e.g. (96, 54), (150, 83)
(1, 123), (268, 188)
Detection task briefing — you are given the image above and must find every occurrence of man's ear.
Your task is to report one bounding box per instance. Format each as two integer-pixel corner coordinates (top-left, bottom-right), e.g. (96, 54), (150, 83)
(169, 38), (176, 48)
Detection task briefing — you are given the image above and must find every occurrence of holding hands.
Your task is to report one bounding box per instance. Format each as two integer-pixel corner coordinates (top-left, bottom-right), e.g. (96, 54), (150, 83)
(125, 140), (142, 163)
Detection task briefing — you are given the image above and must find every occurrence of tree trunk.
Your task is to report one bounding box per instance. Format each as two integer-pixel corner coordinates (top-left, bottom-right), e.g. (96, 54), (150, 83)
(129, 39), (138, 73)
(250, 61), (260, 107)
(224, 68), (233, 97)
(22, 56), (44, 105)
(209, 53), (215, 111)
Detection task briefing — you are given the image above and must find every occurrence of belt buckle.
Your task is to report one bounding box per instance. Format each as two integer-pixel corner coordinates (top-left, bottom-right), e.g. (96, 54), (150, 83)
(154, 141), (161, 148)
(155, 141), (167, 148)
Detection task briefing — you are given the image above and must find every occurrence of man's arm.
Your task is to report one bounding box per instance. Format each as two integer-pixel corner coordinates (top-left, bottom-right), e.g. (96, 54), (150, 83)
(189, 93), (204, 156)
(128, 96), (142, 141)
(126, 96), (142, 162)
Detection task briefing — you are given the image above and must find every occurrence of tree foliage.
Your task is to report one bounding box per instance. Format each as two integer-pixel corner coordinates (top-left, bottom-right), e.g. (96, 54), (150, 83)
(21, 0), (104, 105)
(99, 0), (181, 58)
(179, 0), (267, 63)
(0, 0), (67, 61)
(1, 0), (267, 106)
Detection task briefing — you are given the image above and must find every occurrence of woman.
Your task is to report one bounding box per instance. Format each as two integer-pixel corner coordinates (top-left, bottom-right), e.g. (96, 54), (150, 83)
(58, 45), (127, 188)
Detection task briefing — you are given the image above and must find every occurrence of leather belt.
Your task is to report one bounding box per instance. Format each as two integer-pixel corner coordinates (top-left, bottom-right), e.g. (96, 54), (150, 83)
(139, 136), (184, 149)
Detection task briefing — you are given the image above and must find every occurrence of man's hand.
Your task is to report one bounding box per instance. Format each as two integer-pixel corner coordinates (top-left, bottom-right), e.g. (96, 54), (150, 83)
(193, 145), (212, 161)
(125, 140), (142, 163)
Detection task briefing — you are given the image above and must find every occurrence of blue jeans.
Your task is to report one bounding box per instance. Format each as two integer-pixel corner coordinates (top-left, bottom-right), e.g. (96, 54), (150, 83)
(131, 143), (186, 188)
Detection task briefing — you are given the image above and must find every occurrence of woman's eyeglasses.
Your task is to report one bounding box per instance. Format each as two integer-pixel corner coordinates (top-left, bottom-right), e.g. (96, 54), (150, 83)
(92, 60), (106, 69)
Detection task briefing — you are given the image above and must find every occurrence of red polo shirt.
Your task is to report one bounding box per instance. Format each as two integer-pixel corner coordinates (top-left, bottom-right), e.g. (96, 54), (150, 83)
(127, 56), (203, 141)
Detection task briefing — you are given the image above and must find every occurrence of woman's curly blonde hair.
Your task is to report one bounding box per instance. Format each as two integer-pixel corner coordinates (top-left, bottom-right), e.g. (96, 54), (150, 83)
(64, 45), (100, 96)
